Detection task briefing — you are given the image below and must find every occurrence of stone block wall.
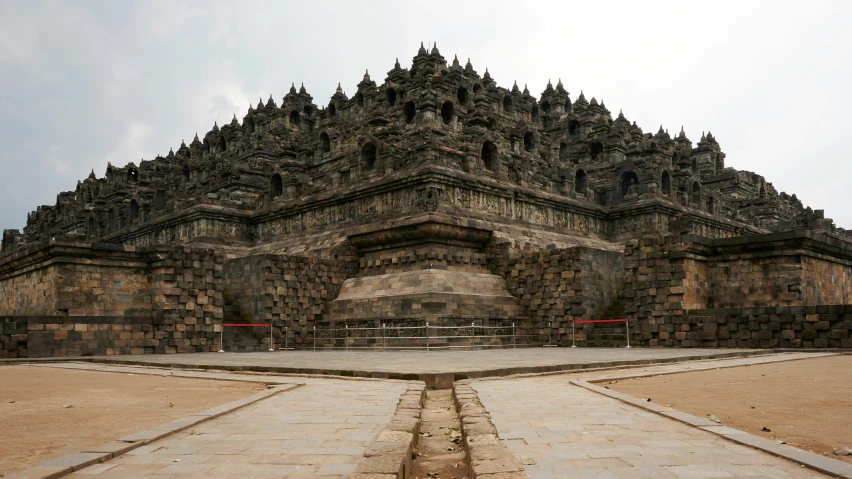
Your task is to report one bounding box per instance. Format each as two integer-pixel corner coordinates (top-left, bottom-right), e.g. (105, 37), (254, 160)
(639, 305), (852, 348)
(0, 316), (221, 358)
(223, 252), (358, 348)
(0, 317), (27, 358)
(803, 257), (852, 305)
(0, 266), (60, 316)
(487, 244), (625, 326)
(55, 262), (153, 316)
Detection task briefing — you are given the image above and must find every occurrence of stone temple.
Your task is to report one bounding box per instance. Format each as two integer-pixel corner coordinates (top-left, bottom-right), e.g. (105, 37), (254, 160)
(1, 44), (850, 357)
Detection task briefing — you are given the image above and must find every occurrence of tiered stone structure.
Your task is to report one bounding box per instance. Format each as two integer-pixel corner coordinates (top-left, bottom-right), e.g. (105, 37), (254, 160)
(2, 44), (850, 356)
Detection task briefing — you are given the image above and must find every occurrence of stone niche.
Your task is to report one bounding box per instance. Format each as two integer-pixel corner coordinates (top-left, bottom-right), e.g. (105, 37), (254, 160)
(329, 220), (522, 323)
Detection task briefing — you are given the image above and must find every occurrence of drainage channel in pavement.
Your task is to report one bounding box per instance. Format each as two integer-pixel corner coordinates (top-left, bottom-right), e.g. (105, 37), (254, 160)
(410, 389), (468, 479)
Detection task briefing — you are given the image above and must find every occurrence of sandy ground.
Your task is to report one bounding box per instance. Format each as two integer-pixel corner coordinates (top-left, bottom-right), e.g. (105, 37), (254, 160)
(609, 354), (852, 464)
(0, 365), (265, 475)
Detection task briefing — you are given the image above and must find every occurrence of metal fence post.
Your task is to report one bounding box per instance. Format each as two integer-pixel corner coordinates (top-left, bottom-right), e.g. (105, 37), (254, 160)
(313, 326), (316, 352)
(470, 322), (475, 349)
(512, 322), (516, 349)
(269, 322), (275, 352)
(548, 321), (552, 346)
(625, 319), (631, 349)
(345, 325), (349, 352)
(285, 326), (288, 350)
(382, 324), (386, 352)
(572, 320), (577, 348)
(426, 322), (429, 352)
(218, 325), (224, 353)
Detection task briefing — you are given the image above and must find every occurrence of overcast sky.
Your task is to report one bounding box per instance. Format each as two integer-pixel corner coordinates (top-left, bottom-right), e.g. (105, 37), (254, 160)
(1, 0), (850, 232)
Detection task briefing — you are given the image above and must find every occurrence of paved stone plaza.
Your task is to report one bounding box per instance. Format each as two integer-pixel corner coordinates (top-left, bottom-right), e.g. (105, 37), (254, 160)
(66, 379), (408, 478)
(473, 376), (831, 478)
(7, 351), (852, 479)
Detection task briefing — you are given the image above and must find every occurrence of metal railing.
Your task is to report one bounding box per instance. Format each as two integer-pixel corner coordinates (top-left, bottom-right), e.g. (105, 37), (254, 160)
(309, 321), (543, 351)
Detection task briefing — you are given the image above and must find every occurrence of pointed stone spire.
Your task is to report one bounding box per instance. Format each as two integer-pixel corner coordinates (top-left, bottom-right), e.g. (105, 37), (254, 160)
(336, 82), (343, 94)
(88, 169), (96, 180)
(523, 84), (530, 96)
(556, 78), (565, 92)
(231, 114), (239, 126)
(483, 68), (491, 80)
(465, 58), (473, 71)
(194, 132), (199, 141)
(512, 80), (520, 93)
(545, 79), (553, 92)
(181, 139), (187, 148)
(363, 69), (371, 82)
(618, 109), (625, 119)
(577, 90), (586, 101)
(212, 121), (219, 132)
(657, 125), (665, 135)
(289, 82), (297, 94)
(257, 98), (264, 110)
(248, 103), (254, 112)
(701, 131), (706, 141)
(680, 126), (685, 137)
(395, 57), (401, 69)
(418, 41), (427, 55)
(589, 97), (598, 106)
(266, 94), (276, 108)
(431, 42), (439, 55)
(452, 54), (460, 67)
(299, 82), (306, 94)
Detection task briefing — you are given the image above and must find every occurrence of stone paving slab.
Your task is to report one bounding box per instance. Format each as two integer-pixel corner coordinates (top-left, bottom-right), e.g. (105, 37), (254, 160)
(470, 374), (833, 478)
(64, 379), (410, 478)
(64, 348), (775, 386)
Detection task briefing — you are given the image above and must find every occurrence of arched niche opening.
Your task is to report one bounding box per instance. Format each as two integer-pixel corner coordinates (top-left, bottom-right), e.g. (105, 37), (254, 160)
(385, 88), (397, 106)
(217, 136), (227, 152)
(531, 104), (539, 119)
(457, 87), (468, 105)
(303, 105), (313, 117)
(271, 173), (283, 198)
(692, 182), (701, 206)
(661, 170), (672, 197)
(329, 103), (337, 117)
(708, 196), (716, 214)
(502, 95), (513, 113)
(671, 151), (679, 166)
(487, 118), (498, 130)
(541, 100), (551, 114)
(472, 84), (482, 95)
(127, 168), (138, 183)
(568, 120), (580, 135)
(404, 101), (416, 124)
(355, 92), (364, 107)
(129, 199), (139, 224)
(441, 101), (454, 125)
(87, 217), (96, 239)
(289, 110), (301, 126)
(410, 67), (418, 78)
(182, 165), (190, 183)
(620, 170), (640, 197)
(108, 209), (115, 232)
(523, 131), (535, 152)
(320, 132), (331, 154)
(361, 142), (377, 170)
(155, 190), (165, 210)
(559, 142), (568, 162)
(575, 170), (588, 195)
(481, 141), (497, 171)
(247, 117), (256, 134)
(590, 141), (604, 161)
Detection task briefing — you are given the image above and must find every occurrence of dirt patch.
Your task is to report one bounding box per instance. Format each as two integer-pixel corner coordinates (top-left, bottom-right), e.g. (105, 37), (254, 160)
(0, 365), (265, 475)
(608, 354), (852, 463)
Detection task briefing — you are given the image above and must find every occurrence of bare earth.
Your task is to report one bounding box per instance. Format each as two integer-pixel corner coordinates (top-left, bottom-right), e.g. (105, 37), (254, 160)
(0, 365), (264, 475)
(610, 354), (852, 464)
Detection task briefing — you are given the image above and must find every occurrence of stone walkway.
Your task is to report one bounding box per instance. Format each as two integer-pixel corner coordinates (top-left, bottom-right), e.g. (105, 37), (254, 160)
(472, 375), (832, 478)
(66, 380), (408, 478)
(83, 347), (765, 377)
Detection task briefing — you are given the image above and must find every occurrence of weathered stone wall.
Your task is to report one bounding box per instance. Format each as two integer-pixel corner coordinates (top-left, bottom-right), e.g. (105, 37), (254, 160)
(639, 305), (852, 348)
(0, 266), (60, 316)
(223, 253), (358, 348)
(487, 244), (625, 326)
(0, 316), (221, 358)
(55, 261), (153, 316)
(802, 256), (852, 305)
